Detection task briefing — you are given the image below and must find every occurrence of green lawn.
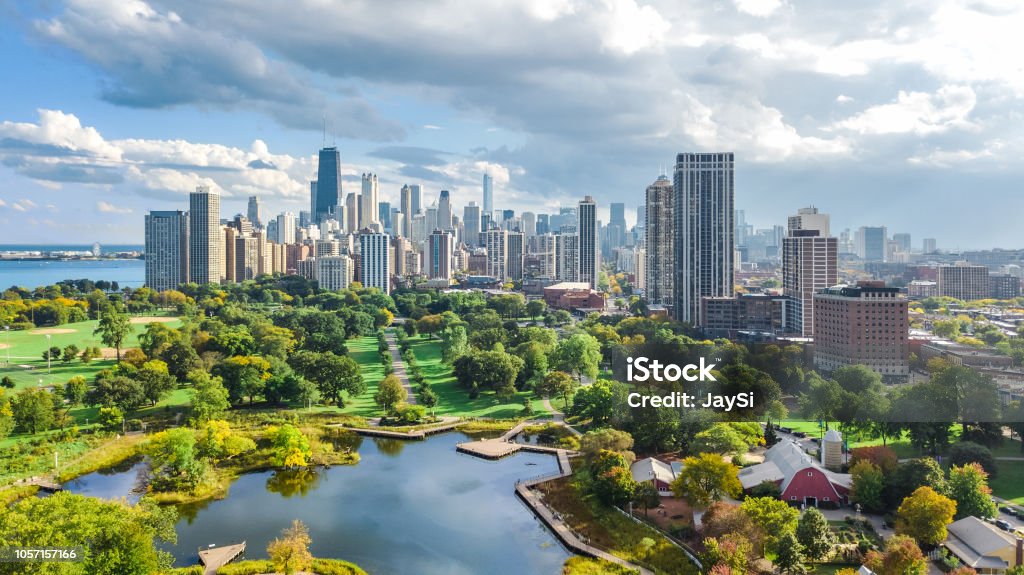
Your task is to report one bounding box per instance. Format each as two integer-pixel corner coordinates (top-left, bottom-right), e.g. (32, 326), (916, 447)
(0, 314), (181, 390)
(402, 334), (550, 419)
(340, 335), (388, 417)
(777, 420), (1023, 459)
(990, 460), (1024, 504)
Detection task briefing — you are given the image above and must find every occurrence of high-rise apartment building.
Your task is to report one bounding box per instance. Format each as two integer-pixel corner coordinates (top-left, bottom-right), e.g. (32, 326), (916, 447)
(507, 231), (525, 281)
(234, 234), (261, 281)
(345, 193), (359, 233)
(426, 229), (453, 280)
(937, 263), (990, 301)
(923, 238), (937, 254)
(247, 196), (263, 229)
(437, 190), (453, 231)
(555, 227), (578, 282)
(359, 230), (391, 293)
(314, 147), (342, 224)
(673, 152), (735, 324)
(144, 210), (189, 291)
(400, 185), (415, 237)
(813, 281), (909, 381)
(317, 254), (355, 291)
(855, 226), (887, 261)
(484, 227), (507, 280)
(521, 212), (536, 237)
(482, 173), (493, 216)
(577, 196), (599, 289)
(277, 212), (296, 245)
(782, 207), (837, 337)
(644, 175), (674, 306)
(189, 186), (223, 284)
(463, 202), (482, 247)
(360, 173), (379, 229)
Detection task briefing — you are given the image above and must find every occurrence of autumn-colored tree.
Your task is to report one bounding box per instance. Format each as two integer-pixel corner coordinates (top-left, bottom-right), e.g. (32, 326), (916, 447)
(948, 463), (997, 520)
(269, 424), (312, 468)
(267, 519), (313, 575)
(895, 486), (957, 546)
(849, 445), (899, 473)
(863, 535), (929, 575)
(850, 460), (886, 513)
(670, 453), (742, 508)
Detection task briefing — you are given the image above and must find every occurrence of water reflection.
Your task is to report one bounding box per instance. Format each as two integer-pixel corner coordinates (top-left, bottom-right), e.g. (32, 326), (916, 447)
(372, 437), (406, 456)
(266, 468), (323, 498)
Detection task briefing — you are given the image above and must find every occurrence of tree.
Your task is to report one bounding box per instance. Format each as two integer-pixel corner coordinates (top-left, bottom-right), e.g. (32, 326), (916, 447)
(795, 507), (836, 562)
(61, 344), (80, 363)
(741, 497), (800, 554)
(11, 388), (54, 433)
(416, 314), (445, 339)
(145, 428), (205, 492)
(267, 519), (313, 575)
(947, 463), (997, 520)
(948, 441), (998, 478)
(375, 374), (406, 415)
(440, 325), (468, 364)
(691, 423), (751, 456)
(97, 406), (124, 430)
(701, 502), (763, 553)
(887, 458), (948, 508)
(593, 463), (637, 506)
(189, 371), (230, 423)
(526, 299), (546, 321)
(579, 428), (635, 461)
(196, 420), (256, 462)
(42, 345), (61, 362)
(270, 424), (312, 468)
(137, 359), (177, 405)
(863, 535), (928, 575)
(536, 370), (577, 407)
(568, 379), (621, 425)
(850, 460), (886, 514)
(289, 351), (365, 406)
(895, 486), (957, 546)
(63, 375), (88, 408)
(850, 445), (899, 474)
(774, 531), (808, 574)
(670, 453), (742, 507)
(632, 481), (661, 515)
(94, 307), (132, 362)
(551, 333), (602, 381)
(160, 339), (201, 381)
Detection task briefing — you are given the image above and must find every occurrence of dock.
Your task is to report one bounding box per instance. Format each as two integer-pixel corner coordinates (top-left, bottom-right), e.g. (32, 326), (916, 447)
(343, 419), (462, 440)
(15, 476), (63, 492)
(198, 542), (246, 575)
(456, 420), (580, 461)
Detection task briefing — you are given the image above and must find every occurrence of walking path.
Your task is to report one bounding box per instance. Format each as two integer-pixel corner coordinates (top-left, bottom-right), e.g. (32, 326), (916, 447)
(543, 398), (565, 422)
(384, 330), (416, 404)
(338, 417), (461, 440)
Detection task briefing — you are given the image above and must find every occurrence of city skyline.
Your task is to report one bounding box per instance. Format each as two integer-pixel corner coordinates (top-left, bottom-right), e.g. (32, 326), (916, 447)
(2, 2), (1024, 247)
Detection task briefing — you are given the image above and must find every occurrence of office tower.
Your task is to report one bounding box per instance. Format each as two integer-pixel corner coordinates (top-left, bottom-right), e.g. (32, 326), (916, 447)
(536, 214), (550, 235)
(782, 207), (837, 337)
(520, 212), (536, 237)
(813, 281), (909, 381)
(317, 254), (354, 291)
(482, 172), (493, 216)
(408, 184), (423, 215)
(277, 212), (296, 245)
(360, 173), (379, 229)
(937, 263), (990, 301)
(391, 212), (405, 239)
(144, 210), (189, 291)
(378, 201), (392, 232)
(435, 190), (452, 231)
(426, 204), (439, 233)
(991, 275), (1021, 299)
(266, 219), (279, 243)
(299, 210), (312, 229)
(923, 238), (937, 254)
(555, 226), (578, 282)
(635, 204), (646, 227)
(411, 212), (427, 243)
(644, 175), (674, 306)
(426, 229), (453, 280)
(507, 231), (524, 281)
(484, 228), (507, 280)
(232, 234), (259, 281)
(246, 196), (263, 229)
(892, 233), (911, 253)
(309, 181), (317, 222)
(610, 203), (626, 229)
(463, 202), (482, 248)
(673, 152), (734, 324)
(577, 196), (599, 289)
(345, 193), (359, 233)
(314, 147), (342, 224)
(735, 209), (753, 247)
(400, 185), (414, 237)
(501, 209), (515, 225)
(359, 230), (391, 293)
(854, 226), (887, 261)
(231, 214), (254, 235)
(189, 186), (223, 284)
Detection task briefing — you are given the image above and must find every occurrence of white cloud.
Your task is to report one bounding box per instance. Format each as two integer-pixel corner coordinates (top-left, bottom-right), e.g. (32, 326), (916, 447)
(831, 85), (977, 136)
(11, 199), (38, 212)
(908, 141), (1005, 167)
(836, 94), (853, 104)
(0, 109), (122, 160)
(96, 201), (132, 214)
(595, 0), (670, 54)
(734, 0), (784, 18)
(422, 125), (442, 130)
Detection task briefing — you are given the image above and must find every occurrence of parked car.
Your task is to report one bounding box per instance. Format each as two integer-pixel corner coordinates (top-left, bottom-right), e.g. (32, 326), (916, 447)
(995, 519), (1012, 531)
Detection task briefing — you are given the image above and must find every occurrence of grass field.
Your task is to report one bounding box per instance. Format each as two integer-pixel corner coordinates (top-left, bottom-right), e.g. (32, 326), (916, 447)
(990, 460), (1024, 504)
(0, 314), (182, 390)
(402, 334), (551, 419)
(339, 335), (388, 417)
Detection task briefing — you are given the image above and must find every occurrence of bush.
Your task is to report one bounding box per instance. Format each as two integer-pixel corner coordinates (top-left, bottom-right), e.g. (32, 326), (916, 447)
(948, 441), (998, 478)
(395, 404), (426, 424)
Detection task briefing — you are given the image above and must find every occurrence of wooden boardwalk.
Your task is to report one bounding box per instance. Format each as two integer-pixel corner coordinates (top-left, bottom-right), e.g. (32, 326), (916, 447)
(14, 476), (63, 492)
(198, 542), (245, 575)
(345, 420), (462, 440)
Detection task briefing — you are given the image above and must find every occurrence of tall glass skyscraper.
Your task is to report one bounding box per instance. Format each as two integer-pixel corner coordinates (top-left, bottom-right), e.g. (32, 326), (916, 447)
(482, 173), (493, 216)
(673, 152), (734, 324)
(314, 147), (342, 224)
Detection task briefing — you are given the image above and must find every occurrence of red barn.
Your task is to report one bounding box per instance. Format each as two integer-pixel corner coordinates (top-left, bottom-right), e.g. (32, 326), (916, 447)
(738, 439), (851, 508)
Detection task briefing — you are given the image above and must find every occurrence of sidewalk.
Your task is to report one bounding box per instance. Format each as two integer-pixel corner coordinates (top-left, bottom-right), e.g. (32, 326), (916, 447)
(385, 330), (416, 404)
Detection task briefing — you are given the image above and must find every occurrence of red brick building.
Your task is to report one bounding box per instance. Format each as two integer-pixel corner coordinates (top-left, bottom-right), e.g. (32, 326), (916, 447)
(543, 282), (606, 311)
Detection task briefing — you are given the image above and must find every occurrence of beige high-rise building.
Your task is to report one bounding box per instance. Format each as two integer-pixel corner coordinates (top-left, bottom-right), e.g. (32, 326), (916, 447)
(360, 173), (379, 229)
(484, 228), (507, 280)
(189, 186), (224, 284)
(783, 207), (837, 337)
(644, 175), (673, 306)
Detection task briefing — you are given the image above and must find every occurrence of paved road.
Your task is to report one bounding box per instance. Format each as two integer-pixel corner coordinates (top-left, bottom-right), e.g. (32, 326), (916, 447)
(384, 330), (416, 405)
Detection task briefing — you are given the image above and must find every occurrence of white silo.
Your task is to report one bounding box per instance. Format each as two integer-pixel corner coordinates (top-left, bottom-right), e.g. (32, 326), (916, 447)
(821, 428), (843, 470)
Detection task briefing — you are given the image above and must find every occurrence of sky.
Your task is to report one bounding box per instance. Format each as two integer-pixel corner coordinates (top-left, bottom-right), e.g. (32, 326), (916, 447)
(0, 0), (1022, 249)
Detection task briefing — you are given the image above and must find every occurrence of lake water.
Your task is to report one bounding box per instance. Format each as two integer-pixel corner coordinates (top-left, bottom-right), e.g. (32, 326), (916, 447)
(0, 259), (145, 290)
(66, 432), (570, 575)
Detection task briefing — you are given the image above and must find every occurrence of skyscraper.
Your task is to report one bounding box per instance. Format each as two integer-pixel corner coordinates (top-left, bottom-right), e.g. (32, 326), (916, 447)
(507, 231), (525, 281)
(855, 226), (887, 261)
(426, 229), (453, 280)
(555, 226), (579, 282)
(277, 212), (296, 245)
(409, 184), (423, 216)
(674, 152), (734, 324)
(521, 212), (536, 237)
(345, 192), (359, 233)
(484, 227), (507, 280)
(577, 196), (599, 289)
(378, 202), (392, 232)
(463, 202), (482, 247)
(437, 190), (453, 231)
(782, 207), (837, 336)
(644, 175), (673, 306)
(482, 172), (493, 216)
(360, 173), (379, 229)
(314, 147), (342, 224)
(189, 186), (223, 284)
(359, 230), (391, 293)
(610, 203), (626, 229)
(247, 196), (263, 229)
(400, 185), (414, 237)
(145, 210), (189, 291)
(317, 254), (354, 291)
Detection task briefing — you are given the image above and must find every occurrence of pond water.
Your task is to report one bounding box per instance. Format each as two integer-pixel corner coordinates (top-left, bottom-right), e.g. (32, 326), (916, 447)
(61, 457), (147, 504)
(66, 432), (570, 575)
